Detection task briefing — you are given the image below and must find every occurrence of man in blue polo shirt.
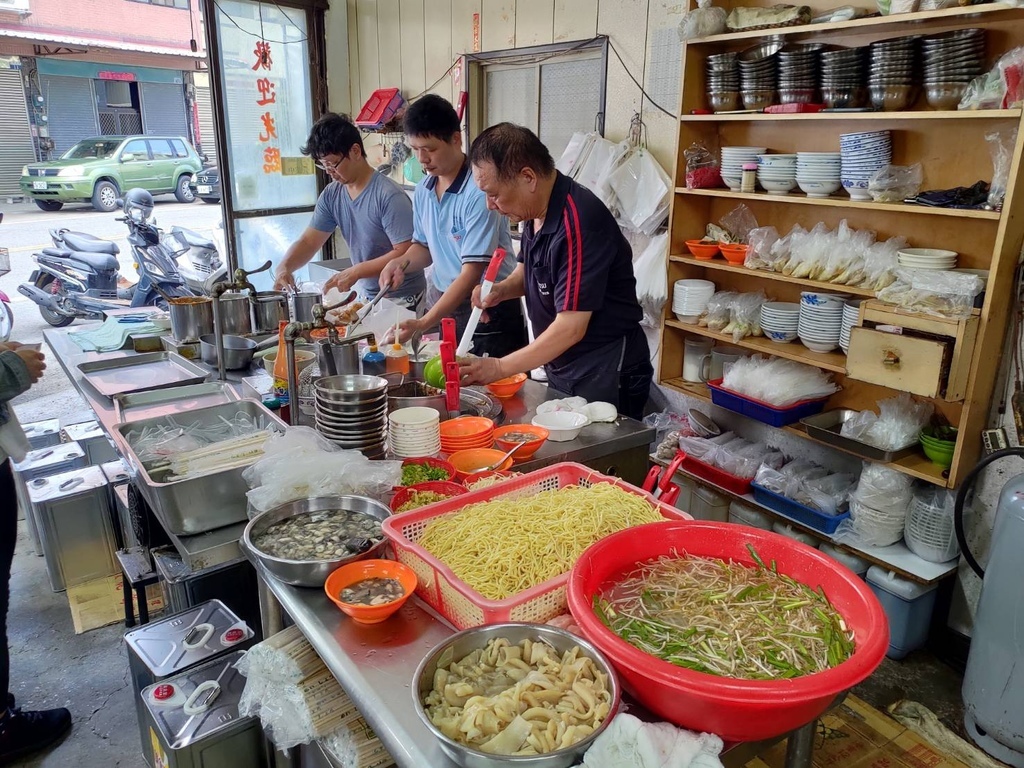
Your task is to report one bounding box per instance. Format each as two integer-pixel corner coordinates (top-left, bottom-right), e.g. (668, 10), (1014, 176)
(456, 123), (652, 419)
(379, 96), (526, 357)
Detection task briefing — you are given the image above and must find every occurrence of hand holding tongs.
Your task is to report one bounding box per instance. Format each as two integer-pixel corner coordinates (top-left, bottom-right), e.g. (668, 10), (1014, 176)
(346, 259), (410, 337)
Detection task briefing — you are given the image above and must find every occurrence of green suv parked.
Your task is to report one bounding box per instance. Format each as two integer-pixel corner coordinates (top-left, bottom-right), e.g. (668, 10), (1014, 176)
(20, 135), (204, 213)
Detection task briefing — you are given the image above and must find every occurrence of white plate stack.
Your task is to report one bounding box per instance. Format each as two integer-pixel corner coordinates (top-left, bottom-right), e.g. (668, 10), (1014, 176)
(673, 279), (716, 324)
(721, 146), (767, 190)
(796, 152), (842, 198)
(840, 130), (892, 201)
(798, 291), (847, 353)
(840, 299), (862, 354)
(760, 302), (800, 343)
(388, 406), (441, 458)
(757, 154), (798, 195)
(897, 248), (957, 271)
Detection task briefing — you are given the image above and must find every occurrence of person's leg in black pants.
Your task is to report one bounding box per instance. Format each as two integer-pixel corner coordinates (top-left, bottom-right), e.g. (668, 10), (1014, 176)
(0, 459), (72, 765)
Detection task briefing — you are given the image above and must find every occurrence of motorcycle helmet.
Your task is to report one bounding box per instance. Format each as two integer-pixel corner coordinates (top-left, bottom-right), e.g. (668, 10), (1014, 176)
(124, 188), (154, 223)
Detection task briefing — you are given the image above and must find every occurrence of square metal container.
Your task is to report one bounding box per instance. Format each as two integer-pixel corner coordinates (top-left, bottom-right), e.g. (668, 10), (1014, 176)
(77, 352), (209, 398)
(141, 651), (265, 768)
(27, 465), (116, 592)
(126, 600), (253, 767)
(13, 442), (87, 557)
(22, 418), (61, 450)
(100, 459), (132, 549)
(799, 409), (919, 462)
(113, 400), (287, 535)
(61, 420), (119, 465)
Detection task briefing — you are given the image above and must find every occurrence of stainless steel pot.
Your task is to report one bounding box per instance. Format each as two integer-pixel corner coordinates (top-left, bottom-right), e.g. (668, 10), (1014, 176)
(317, 338), (361, 376)
(168, 297), (214, 343)
(216, 293), (253, 335)
(388, 381), (447, 421)
(252, 291), (288, 333)
(241, 495), (391, 587)
(199, 334), (257, 370)
(291, 292), (321, 323)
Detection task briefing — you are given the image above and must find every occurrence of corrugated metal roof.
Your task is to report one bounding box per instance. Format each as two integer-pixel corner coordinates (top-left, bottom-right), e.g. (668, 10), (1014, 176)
(0, 27), (201, 58)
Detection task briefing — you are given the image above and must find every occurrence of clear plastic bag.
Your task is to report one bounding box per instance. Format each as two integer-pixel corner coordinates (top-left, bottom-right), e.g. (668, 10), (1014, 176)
(987, 128), (1017, 209)
(877, 269), (984, 318)
(608, 147), (672, 233)
(868, 164), (923, 203)
(684, 143), (723, 189)
(840, 394), (932, 451)
(860, 236), (905, 291)
(835, 463), (913, 546)
(243, 426), (402, 514)
(701, 291), (736, 332)
(724, 291), (765, 342)
(744, 226), (780, 271)
(633, 232), (669, 327)
(721, 355), (840, 407)
(799, 472), (857, 515)
(719, 204), (759, 244)
(998, 47), (1024, 109)
(678, 0), (727, 40)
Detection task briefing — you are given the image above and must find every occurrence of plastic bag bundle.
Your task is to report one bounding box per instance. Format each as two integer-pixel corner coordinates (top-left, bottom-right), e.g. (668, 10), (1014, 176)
(243, 426), (402, 514)
(744, 226), (780, 271)
(868, 164), (923, 203)
(678, 0), (727, 40)
(721, 355), (840, 407)
(320, 719), (395, 768)
(608, 147), (672, 234)
(861, 236), (905, 292)
(724, 291), (766, 342)
(718, 204), (759, 244)
(701, 291), (736, 332)
(835, 464), (914, 546)
(632, 232), (669, 327)
(678, 435), (779, 479)
(877, 268), (984, 318)
(840, 394), (933, 451)
(683, 143), (722, 189)
(987, 128), (1017, 210)
(754, 458), (853, 514)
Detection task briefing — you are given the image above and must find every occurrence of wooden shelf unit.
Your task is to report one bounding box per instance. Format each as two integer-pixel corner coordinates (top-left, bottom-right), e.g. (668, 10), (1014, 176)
(660, 3), (1024, 489)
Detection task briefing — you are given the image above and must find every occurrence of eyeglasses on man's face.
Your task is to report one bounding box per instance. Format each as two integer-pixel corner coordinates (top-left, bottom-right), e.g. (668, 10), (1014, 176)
(315, 156), (343, 172)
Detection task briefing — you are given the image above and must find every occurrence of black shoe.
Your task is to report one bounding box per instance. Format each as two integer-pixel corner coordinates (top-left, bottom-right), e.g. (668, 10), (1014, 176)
(0, 707), (72, 765)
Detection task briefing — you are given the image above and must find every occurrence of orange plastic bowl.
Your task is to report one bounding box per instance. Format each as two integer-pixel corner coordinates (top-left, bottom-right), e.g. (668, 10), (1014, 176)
(493, 424), (549, 462)
(448, 448), (514, 481)
(719, 243), (749, 264)
(685, 240), (721, 260)
(324, 559), (417, 624)
(439, 416), (495, 440)
(486, 373), (528, 399)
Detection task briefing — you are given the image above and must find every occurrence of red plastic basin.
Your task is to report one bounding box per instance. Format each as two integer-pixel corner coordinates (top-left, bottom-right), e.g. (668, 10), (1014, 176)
(567, 520), (889, 742)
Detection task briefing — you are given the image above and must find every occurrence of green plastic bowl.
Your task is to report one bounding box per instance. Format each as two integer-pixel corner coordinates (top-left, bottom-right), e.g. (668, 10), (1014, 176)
(921, 440), (954, 468)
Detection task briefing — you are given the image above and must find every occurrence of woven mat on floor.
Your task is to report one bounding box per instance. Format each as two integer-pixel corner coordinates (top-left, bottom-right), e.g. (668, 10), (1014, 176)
(746, 694), (971, 768)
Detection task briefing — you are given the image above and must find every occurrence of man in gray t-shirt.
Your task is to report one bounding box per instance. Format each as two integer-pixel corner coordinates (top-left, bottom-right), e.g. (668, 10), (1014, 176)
(274, 113), (426, 305)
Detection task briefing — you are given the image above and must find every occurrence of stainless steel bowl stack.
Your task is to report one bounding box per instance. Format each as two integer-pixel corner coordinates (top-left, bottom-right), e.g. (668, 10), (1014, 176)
(868, 36), (920, 112)
(413, 623), (622, 768)
(738, 41), (781, 110)
(820, 47), (868, 108)
(777, 43), (822, 104)
(313, 374), (389, 459)
(706, 52), (740, 112)
(922, 28), (986, 110)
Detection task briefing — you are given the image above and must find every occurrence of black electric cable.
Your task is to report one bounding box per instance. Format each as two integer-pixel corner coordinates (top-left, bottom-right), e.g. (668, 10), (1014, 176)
(608, 39), (676, 119)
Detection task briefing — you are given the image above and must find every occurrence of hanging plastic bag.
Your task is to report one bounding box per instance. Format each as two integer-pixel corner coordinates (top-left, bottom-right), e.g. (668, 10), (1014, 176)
(608, 148), (672, 233)
(633, 233), (669, 327)
(678, 0), (727, 40)
(556, 131), (596, 176)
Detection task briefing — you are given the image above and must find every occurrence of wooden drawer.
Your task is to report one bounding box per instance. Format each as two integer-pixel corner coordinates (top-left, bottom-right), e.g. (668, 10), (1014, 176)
(846, 327), (952, 399)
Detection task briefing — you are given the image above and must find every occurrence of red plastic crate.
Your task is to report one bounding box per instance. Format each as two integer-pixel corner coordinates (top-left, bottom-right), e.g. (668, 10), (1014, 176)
(381, 462), (690, 630)
(677, 451), (753, 495)
(354, 88), (404, 130)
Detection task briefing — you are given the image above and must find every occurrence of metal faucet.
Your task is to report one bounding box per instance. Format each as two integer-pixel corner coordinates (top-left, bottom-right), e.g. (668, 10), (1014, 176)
(210, 260), (272, 382)
(282, 294), (376, 426)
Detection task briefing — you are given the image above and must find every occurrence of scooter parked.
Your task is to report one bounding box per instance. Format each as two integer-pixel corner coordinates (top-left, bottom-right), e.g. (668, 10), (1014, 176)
(18, 189), (194, 327)
(166, 221), (227, 295)
(0, 212), (12, 342)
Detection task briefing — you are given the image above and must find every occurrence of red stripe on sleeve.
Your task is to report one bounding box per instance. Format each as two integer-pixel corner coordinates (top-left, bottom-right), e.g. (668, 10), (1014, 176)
(566, 194), (583, 308)
(562, 210), (576, 311)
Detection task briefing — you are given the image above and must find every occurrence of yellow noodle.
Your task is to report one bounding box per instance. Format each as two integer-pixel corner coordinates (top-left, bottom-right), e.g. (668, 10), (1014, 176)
(417, 483), (663, 600)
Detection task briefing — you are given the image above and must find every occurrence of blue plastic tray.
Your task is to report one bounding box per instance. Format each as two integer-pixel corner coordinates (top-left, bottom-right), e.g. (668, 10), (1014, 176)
(707, 379), (829, 427)
(751, 482), (850, 534)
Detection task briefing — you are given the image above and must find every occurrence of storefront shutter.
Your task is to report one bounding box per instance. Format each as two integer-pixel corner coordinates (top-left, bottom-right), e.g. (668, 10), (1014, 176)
(0, 67), (36, 198)
(140, 81), (188, 140)
(40, 75), (99, 155)
(194, 83), (216, 163)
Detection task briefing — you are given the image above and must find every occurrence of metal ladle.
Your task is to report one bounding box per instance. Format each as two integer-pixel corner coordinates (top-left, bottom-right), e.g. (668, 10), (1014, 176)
(467, 441), (528, 474)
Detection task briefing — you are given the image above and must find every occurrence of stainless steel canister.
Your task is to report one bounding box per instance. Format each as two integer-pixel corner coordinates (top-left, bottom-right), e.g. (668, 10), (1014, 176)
(316, 338), (361, 376)
(251, 291), (287, 333)
(290, 291), (321, 323)
(168, 297), (214, 343)
(215, 293), (253, 336)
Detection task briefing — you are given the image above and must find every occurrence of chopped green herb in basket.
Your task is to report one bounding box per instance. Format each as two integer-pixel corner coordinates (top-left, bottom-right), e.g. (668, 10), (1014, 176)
(400, 463), (450, 486)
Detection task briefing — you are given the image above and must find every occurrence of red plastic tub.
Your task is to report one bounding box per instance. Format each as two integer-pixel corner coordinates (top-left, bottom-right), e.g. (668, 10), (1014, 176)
(390, 481), (467, 513)
(399, 457), (456, 485)
(567, 520), (889, 742)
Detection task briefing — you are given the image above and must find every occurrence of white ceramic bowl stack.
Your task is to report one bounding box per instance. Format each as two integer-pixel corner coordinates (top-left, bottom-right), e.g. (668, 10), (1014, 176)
(840, 299), (862, 354)
(897, 247), (957, 271)
(798, 292), (848, 353)
(796, 152), (842, 198)
(757, 154), (798, 195)
(388, 406), (441, 458)
(721, 146), (767, 191)
(840, 130), (892, 201)
(673, 279), (716, 324)
(760, 302), (801, 343)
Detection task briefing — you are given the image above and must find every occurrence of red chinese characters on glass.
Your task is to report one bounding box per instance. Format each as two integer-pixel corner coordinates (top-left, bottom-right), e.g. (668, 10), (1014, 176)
(252, 41), (273, 71)
(263, 147), (282, 174)
(256, 78), (276, 106)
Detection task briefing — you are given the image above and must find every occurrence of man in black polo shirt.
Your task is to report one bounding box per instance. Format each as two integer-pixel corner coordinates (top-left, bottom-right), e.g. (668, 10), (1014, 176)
(457, 122), (653, 419)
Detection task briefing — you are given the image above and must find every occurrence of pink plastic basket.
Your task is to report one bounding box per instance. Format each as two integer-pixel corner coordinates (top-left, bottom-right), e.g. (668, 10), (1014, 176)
(381, 462), (690, 630)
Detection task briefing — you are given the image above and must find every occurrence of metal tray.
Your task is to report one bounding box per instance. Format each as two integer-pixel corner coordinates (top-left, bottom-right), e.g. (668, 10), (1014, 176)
(114, 381), (239, 423)
(800, 409), (918, 463)
(113, 399), (287, 536)
(78, 352), (209, 398)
